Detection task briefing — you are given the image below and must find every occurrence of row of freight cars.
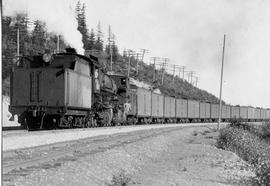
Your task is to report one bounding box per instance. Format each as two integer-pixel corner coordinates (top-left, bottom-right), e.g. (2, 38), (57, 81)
(127, 88), (270, 123)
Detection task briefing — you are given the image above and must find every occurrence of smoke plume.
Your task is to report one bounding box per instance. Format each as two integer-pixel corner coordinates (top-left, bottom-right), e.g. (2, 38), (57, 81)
(3, 0), (84, 54)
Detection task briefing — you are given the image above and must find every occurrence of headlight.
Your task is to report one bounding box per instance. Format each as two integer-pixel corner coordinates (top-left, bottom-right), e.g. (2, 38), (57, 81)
(43, 53), (52, 63)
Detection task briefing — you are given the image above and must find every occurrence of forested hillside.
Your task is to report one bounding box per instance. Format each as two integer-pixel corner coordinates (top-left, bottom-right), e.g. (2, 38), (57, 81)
(2, 1), (222, 104)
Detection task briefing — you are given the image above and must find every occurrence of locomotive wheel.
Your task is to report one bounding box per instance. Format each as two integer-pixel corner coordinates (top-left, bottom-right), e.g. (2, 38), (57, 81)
(127, 116), (135, 125)
(18, 112), (28, 129)
(58, 116), (73, 128)
(25, 115), (40, 131)
(100, 110), (112, 127)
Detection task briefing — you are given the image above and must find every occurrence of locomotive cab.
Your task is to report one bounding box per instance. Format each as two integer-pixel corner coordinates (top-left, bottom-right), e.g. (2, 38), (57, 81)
(109, 74), (130, 101)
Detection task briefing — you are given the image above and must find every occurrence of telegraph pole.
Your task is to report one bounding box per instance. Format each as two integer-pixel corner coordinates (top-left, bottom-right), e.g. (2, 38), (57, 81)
(190, 71), (194, 84)
(57, 35), (60, 53)
(161, 58), (168, 85)
(136, 53), (139, 75)
(110, 44), (113, 71)
(185, 71), (191, 82)
(182, 66), (186, 80)
(218, 34), (226, 130)
(153, 58), (156, 81)
(178, 67), (182, 77)
(195, 77), (199, 87)
(126, 50), (136, 78)
(172, 64), (176, 83)
(151, 57), (160, 82)
(187, 72), (191, 82)
(17, 28), (20, 57)
(140, 49), (149, 61)
(127, 50), (132, 78)
(187, 71), (194, 84)
(136, 53), (143, 75)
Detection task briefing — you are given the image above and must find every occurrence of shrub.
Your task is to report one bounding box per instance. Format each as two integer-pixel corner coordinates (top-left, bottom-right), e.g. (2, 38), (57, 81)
(261, 122), (270, 140)
(108, 170), (131, 186)
(217, 126), (270, 185)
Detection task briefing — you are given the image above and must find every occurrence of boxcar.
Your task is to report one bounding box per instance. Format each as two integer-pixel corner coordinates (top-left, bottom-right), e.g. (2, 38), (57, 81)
(222, 105), (231, 120)
(240, 106), (248, 120)
(176, 98), (188, 121)
(210, 103), (219, 121)
(136, 88), (151, 118)
(260, 109), (267, 120)
(267, 109), (270, 120)
(247, 107), (255, 121)
(231, 106), (240, 119)
(187, 100), (200, 120)
(254, 108), (261, 121)
(199, 102), (210, 121)
(164, 96), (176, 120)
(151, 92), (164, 119)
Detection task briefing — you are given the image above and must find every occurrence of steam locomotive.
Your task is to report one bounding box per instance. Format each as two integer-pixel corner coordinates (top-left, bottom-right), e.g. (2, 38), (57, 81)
(9, 49), (270, 130)
(9, 49), (130, 130)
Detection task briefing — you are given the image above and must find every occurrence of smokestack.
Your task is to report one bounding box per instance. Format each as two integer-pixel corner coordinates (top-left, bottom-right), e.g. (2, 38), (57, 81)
(66, 48), (77, 54)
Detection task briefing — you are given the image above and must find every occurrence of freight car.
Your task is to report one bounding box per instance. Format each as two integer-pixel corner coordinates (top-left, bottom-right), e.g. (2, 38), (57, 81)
(240, 106), (248, 121)
(125, 87), (270, 124)
(176, 98), (188, 122)
(151, 92), (164, 123)
(221, 105), (231, 121)
(199, 102), (211, 122)
(210, 103), (219, 122)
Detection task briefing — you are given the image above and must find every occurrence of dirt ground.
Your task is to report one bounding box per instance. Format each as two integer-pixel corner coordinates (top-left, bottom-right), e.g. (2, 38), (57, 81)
(3, 125), (254, 186)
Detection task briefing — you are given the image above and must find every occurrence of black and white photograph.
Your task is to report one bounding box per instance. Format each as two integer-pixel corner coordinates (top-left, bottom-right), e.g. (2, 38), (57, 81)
(2, 0), (270, 185)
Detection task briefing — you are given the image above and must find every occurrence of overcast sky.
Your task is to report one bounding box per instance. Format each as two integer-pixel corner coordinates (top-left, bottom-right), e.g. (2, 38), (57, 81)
(3, 0), (270, 108)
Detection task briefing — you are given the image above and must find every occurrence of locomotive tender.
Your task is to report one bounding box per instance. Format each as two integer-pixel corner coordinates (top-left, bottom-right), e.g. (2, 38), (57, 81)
(9, 50), (270, 130)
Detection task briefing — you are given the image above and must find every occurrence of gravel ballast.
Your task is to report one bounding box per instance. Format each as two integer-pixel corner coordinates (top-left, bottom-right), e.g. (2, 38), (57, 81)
(3, 123), (225, 151)
(3, 125), (254, 186)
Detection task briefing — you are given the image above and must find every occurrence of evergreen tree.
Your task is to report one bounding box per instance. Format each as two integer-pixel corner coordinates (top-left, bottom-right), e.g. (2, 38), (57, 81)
(105, 25), (119, 62)
(75, 1), (90, 51)
(75, 1), (81, 21)
(86, 28), (95, 50)
(44, 33), (67, 53)
(111, 33), (119, 61)
(105, 25), (112, 56)
(31, 20), (46, 54)
(14, 13), (31, 55)
(123, 49), (127, 57)
(94, 21), (103, 52)
(2, 16), (16, 80)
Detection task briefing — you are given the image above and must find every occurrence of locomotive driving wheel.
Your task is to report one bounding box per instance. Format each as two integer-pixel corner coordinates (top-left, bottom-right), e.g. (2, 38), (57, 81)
(99, 109), (113, 127)
(24, 114), (41, 131)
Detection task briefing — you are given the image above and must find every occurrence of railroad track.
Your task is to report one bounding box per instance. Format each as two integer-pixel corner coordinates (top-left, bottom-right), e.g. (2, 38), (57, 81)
(3, 123), (222, 176)
(3, 126), (190, 174)
(2, 126), (23, 131)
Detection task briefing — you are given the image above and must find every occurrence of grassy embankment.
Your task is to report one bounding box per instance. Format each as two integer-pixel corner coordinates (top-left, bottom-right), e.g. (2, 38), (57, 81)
(217, 120), (270, 185)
